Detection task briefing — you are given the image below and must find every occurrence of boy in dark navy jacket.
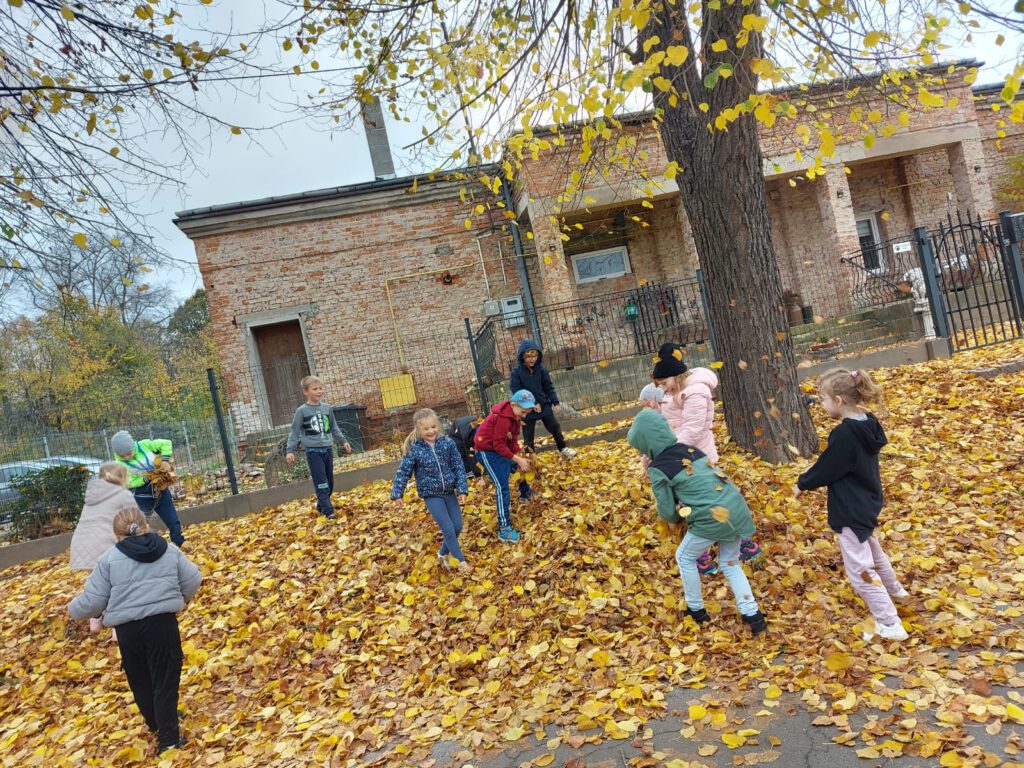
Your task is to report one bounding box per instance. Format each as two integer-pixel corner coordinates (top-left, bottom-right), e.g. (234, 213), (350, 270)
(509, 339), (576, 458)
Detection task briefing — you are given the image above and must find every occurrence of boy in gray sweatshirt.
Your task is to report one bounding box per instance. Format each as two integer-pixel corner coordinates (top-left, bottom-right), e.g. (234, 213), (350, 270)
(285, 375), (352, 518)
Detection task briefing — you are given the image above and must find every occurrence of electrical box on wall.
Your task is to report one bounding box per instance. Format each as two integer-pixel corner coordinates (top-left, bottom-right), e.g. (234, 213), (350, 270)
(500, 295), (526, 329)
(483, 299), (501, 317)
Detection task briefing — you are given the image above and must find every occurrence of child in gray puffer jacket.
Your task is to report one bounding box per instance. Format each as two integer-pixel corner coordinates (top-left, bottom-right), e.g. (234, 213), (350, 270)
(69, 507), (201, 755)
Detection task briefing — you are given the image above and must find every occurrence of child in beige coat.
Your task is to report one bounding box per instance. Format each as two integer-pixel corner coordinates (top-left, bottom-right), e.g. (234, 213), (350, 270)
(70, 462), (138, 633)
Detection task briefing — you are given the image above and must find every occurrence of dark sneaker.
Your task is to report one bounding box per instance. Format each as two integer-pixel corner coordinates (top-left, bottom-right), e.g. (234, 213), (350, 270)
(157, 738), (188, 755)
(696, 550), (718, 576)
(742, 611), (768, 636)
(518, 486), (533, 502)
(685, 607), (710, 624)
(739, 538), (762, 562)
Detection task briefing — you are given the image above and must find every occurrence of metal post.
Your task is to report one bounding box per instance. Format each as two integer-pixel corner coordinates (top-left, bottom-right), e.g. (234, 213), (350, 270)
(102, 428), (111, 460)
(42, 435), (50, 458)
(499, 172), (542, 344)
(695, 268), (719, 359)
(998, 211), (1024, 330)
(913, 227), (951, 340)
(207, 368), (238, 495)
(465, 317), (491, 413)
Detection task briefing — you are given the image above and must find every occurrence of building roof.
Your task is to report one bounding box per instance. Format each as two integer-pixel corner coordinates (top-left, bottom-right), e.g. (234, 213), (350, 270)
(174, 163), (499, 224)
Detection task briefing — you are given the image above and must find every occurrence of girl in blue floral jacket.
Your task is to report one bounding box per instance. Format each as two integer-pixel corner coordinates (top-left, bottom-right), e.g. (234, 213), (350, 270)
(391, 408), (471, 572)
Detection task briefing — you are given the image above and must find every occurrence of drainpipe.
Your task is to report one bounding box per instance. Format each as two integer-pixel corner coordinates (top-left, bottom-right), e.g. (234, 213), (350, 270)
(499, 171), (542, 344)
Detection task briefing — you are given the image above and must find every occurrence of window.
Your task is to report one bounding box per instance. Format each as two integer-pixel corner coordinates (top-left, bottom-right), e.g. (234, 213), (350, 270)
(571, 246), (631, 285)
(856, 215), (883, 271)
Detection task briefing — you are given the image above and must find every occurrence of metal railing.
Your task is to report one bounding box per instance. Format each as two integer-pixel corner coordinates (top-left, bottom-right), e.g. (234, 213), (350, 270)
(471, 277), (709, 389)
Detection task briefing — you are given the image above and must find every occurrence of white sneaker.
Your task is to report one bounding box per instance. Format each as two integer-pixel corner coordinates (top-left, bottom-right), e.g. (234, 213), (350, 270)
(863, 620), (909, 641)
(891, 587), (910, 601)
(560, 447), (578, 458)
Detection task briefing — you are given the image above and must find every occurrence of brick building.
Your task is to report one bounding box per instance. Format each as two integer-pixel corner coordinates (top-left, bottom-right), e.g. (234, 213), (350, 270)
(175, 63), (1024, 440)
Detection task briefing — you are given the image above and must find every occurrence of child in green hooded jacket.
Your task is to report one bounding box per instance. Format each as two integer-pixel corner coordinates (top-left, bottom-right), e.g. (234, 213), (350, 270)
(627, 409), (767, 635)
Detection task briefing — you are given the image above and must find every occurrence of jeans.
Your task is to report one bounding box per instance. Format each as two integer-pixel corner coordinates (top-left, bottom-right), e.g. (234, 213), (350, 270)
(116, 612), (183, 750)
(676, 532), (759, 616)
(424, 494), (465, 562)
(133, 483), (185, 545)
(305, 448), (335, 517)
(522, 407), (567, 451)
(836, 528), (902, 625)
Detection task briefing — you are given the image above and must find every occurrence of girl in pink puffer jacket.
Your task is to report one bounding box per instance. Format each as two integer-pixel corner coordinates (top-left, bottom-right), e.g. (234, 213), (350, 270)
(651, 343), (762, 574)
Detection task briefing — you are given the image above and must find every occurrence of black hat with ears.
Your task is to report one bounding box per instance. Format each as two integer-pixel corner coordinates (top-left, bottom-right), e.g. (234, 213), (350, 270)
(651, 343), (687, 379)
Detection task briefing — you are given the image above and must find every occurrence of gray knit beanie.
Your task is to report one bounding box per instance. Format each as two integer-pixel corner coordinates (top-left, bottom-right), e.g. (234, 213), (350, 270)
(110, 430), (135, 457)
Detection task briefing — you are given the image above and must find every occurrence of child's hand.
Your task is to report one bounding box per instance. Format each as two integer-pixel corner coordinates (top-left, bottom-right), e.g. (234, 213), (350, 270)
(457, 494), (467, 505)
(514, 455), (532, 471)
(792, 486), (803, 499)
(285, 452), (295, 465)
(342, 442), (352, 454)
(392, 498), (405, 512)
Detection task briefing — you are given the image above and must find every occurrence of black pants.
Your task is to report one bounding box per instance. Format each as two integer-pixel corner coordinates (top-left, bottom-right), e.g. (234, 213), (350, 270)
(116, 613), (183, 749)
(132, 483), (185, 545)
(305, 448), (335, 516)
(522, 408), (566, 451)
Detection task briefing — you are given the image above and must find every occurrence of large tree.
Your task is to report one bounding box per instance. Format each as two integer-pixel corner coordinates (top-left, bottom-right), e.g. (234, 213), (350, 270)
(270, 0), (1023, 461)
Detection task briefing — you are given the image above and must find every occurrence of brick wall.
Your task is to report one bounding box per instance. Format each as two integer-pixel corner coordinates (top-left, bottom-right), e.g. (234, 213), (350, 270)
(976, 88), (1024, 209)
(191, 183), (526, 435)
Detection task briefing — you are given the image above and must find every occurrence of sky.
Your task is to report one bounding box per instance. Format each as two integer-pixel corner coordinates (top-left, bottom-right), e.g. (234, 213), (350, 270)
(142, 1), (1023, 304)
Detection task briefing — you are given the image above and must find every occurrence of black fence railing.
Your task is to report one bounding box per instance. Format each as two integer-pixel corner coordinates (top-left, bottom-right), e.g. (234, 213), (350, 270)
(840, 231), (919, 309)
(926, 211), (1024, 350)
(471, 277), (709, 390)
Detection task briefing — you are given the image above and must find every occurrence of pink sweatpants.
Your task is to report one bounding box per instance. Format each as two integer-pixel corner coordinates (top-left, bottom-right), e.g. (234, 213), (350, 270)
(836, 528), (903, 625)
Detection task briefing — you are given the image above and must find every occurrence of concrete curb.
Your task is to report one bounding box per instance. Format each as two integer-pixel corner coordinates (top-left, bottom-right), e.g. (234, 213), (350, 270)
(0, 338), (947, 571)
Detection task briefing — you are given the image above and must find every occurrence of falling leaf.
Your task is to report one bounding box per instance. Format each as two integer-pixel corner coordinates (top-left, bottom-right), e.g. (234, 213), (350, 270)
(71, 232), (87, 248)
(711, 506), (730, 523)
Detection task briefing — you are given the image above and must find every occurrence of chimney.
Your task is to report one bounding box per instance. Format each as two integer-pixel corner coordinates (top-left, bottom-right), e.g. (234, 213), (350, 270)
(361, 96), (396, 181)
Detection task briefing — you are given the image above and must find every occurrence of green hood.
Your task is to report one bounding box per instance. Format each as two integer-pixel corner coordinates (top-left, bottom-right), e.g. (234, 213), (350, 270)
(627, 409), (678, 459)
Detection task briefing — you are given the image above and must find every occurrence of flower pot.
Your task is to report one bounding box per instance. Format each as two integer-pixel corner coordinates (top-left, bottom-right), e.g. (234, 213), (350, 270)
(786, 304), (803, 327)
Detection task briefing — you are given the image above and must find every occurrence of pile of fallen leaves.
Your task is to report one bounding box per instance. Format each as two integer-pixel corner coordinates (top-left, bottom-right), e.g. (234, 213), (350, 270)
(0, 341), (1022, 768)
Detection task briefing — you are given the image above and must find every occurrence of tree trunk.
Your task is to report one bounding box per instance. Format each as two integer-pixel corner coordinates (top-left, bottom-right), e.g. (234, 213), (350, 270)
(643, 1), (817, 462)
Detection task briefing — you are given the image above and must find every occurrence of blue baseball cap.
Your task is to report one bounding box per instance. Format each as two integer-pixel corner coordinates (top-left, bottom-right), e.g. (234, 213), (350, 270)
(510, 389), (537, 409)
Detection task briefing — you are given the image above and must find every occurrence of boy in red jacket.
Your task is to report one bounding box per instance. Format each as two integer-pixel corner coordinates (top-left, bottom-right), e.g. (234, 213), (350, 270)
(474, 389), (536, 542)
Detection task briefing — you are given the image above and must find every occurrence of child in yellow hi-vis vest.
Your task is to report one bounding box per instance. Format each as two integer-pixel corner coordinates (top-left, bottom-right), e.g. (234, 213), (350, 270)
(110, 431), (186, 546)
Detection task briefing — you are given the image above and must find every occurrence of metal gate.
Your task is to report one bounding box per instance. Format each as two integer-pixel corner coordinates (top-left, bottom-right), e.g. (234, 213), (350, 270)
(919, 211), (1024, 352)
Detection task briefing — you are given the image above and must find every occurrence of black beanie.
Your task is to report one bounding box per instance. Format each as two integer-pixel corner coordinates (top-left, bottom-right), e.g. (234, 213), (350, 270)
(651, 342), (687, 379)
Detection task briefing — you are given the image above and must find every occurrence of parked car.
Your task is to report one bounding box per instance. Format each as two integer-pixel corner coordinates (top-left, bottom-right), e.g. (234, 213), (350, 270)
(43, 455), (105, 476)
(0, 461), (54, 525)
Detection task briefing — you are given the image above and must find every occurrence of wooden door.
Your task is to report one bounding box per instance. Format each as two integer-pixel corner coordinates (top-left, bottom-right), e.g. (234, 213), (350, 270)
(253, 321), (310, 426)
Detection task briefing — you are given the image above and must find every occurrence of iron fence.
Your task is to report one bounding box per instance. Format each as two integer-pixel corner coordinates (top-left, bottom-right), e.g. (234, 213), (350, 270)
(921, 211), (1024, 351)
(471, 277), (709, 393)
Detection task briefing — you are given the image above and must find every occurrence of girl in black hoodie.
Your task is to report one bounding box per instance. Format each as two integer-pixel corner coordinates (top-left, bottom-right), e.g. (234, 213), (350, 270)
(795, 368), (910, 642)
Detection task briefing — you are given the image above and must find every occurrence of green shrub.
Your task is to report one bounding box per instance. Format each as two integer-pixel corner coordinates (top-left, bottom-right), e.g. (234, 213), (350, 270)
(8, 465), (90, 541)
